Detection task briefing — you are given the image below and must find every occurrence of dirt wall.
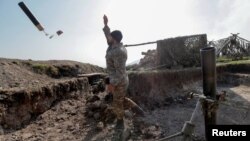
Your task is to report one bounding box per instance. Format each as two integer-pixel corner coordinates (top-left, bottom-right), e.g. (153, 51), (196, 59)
(127, 63), (250, 109)
(0, 78), (89, 129)
(127, 68), (202, 108)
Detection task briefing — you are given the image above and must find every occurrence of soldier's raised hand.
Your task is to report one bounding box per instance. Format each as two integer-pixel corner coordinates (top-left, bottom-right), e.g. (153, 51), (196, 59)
(103, 14), (108, 26)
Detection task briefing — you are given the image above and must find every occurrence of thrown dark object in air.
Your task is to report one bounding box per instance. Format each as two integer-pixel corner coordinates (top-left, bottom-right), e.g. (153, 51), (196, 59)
(18, 1), (63, 39)
(18, 1), (44, 31)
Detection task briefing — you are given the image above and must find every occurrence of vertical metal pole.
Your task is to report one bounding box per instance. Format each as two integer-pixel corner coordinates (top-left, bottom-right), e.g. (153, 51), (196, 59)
(200, 47), (217, 140)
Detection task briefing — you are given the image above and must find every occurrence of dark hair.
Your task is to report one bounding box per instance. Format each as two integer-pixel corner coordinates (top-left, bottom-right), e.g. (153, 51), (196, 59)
(110, 30), (123, 43)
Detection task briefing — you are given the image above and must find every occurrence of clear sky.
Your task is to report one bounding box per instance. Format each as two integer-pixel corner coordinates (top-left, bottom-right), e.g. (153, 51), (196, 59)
(1, 0), (250, 67)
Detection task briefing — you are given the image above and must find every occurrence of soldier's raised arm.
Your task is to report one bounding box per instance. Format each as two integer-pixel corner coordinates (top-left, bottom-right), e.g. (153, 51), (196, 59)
(103, 15), (112, 44)
(103, 14), (108, 26)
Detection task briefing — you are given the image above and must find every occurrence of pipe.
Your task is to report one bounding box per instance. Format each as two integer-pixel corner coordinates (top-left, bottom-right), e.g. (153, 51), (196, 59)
(201, 47), (216, 98)
(200, 47), (217, 140)
(18, 2), (44, 31)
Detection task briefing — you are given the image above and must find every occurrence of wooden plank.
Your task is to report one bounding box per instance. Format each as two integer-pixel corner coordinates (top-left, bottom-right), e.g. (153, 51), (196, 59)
(77, 73), (107, 78)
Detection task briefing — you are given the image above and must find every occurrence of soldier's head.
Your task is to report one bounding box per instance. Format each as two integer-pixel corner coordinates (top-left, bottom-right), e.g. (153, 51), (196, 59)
(108, 30), (123, 45)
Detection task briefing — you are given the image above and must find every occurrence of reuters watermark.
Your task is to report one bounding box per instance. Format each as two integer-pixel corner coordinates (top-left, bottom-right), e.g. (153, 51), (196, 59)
(208, 125), (249, 140)
(212, 129), (246, 137)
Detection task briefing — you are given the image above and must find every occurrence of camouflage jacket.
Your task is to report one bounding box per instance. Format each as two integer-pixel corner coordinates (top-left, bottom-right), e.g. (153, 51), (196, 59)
(103, 26), (128, 86)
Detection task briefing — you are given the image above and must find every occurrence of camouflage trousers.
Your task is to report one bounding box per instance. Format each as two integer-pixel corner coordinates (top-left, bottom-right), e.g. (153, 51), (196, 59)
(112, 84), (139, 120)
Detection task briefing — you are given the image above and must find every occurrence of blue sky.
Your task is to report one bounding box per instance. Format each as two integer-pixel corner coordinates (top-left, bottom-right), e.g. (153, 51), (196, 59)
(1, 0), (250, 67)
(0, 0), (107, 65)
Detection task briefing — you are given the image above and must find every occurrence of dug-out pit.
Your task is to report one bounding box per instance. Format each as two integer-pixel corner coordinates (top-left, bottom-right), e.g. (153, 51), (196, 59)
(0, 63), (249, 141)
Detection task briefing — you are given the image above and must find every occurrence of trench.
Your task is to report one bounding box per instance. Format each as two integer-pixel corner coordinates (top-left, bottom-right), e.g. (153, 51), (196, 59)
(126, 63), (250, 140)
(128, 63), (250, 108)
(0, 78), (89, 130)
(0, 63), (249, 140)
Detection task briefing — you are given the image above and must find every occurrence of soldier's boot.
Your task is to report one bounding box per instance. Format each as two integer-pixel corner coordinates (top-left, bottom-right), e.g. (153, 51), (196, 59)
(112, 119), (125, 141)
(112, 129), (123, 141)
(115, 119), (124, 129)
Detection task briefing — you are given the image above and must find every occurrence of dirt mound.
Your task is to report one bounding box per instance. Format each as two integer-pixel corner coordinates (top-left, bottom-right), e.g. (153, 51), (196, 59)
(0, 58), (105, 89)
(0, 58), (105, 136)
(28, 60), (105, 78)
(0, 78), (88, 129)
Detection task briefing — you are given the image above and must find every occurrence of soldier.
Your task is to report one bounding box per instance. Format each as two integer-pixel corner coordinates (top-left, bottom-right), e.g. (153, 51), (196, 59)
(103, 15), (145, 140)
(103, 14), (128, 131)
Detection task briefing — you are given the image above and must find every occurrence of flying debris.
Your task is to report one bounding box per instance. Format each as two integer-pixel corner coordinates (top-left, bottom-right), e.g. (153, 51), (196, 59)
(18, 1), (63, 39)
(49, 35), (54, 39)
(48, 30), (63, 39)
(56, 30), (63, 36)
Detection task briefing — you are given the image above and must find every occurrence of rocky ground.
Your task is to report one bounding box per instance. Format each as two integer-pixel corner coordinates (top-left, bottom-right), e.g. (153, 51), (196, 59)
(0, 58), (249, 141)
(1, 74), (249, 141)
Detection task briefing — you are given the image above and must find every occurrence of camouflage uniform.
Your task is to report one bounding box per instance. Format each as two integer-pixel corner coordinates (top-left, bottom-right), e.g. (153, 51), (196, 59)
(103, 25), (129, 120)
